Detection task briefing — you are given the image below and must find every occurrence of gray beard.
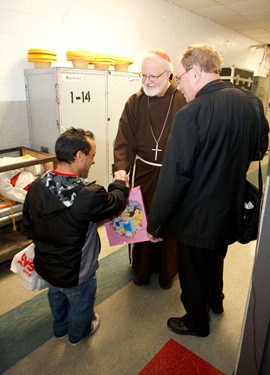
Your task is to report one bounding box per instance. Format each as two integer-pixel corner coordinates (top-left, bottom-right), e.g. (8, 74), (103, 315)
(143, 85), (161, 97)
(142, 80), (168, 97)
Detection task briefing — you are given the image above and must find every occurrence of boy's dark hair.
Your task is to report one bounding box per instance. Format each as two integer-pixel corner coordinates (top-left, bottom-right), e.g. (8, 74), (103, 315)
(55, 127), (95, 164)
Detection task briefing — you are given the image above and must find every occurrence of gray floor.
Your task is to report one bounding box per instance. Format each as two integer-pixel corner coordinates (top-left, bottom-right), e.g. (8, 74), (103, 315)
(0, 224), (256, 375)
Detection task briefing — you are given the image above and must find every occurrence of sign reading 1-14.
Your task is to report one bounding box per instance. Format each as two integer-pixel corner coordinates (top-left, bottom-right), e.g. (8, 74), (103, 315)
(70, 91), (91, 103)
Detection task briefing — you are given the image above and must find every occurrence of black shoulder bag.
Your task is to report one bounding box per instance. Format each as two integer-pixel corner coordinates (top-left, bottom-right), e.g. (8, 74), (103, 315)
(238, 95), (263, 244)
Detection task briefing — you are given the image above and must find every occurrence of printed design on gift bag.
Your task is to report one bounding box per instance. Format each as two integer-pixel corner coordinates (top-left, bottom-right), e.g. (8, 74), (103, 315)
(109, 200), (143, 238)
(17, 252), (35, 277)
(104, 186), (149, 246)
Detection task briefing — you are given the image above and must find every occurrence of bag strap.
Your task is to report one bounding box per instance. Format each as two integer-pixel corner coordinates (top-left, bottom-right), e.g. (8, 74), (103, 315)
(248, 95), (263, 194)
(237, 87), (263, 193)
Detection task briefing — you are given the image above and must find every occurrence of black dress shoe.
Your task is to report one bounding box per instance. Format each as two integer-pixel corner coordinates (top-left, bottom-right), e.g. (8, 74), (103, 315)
(209, 304), (224, 314)
(209, 293), (224, 314)
(159, 279), (173, 290)
(167, 317), (209, 337)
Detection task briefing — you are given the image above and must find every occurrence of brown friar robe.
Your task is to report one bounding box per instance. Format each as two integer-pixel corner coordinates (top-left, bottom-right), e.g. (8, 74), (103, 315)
(112, 81), (186, 285)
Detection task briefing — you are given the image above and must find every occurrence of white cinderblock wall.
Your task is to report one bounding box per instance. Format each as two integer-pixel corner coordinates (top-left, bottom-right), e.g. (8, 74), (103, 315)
(0, 0), (267, 150)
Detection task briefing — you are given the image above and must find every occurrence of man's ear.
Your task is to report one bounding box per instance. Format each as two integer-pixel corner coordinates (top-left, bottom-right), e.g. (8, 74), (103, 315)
(75, 150), (83, 162)
(193, 65), (202, 80)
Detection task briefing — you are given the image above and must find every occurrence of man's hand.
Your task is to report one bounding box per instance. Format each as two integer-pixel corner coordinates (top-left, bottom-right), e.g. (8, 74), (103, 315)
(147, 232), (163, 243)
(114, 170), (129, 187)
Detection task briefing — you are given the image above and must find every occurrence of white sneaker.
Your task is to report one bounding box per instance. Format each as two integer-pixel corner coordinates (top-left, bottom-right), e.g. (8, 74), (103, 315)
(90, 313), (100, 336)
(69, 314), (100, 345)
(56, 333), (68, 340)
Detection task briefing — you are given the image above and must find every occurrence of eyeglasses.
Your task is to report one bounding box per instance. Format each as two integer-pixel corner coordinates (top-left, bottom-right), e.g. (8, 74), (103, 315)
(175, 69), (192, 84)
(140, 70), (167, 81)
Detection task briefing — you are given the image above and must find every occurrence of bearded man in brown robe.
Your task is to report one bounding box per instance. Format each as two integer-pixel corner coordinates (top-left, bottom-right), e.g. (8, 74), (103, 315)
(112, 49), (186, 288)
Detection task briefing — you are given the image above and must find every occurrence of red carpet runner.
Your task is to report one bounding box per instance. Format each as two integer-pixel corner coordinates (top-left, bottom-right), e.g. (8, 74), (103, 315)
(138, 338), (225, 375)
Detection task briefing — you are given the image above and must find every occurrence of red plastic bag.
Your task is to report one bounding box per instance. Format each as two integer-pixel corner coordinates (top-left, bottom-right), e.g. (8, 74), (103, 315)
(10, 243), (48, 291)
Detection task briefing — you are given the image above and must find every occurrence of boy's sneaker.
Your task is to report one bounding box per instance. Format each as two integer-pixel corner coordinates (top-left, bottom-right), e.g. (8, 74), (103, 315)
(55, 333), (68, 339)
(90, 314), (100, 335)
(69, 314), (100, 345)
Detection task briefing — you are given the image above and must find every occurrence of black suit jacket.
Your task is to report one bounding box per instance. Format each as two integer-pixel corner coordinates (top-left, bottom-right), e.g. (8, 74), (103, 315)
(147, 80), (269, 249)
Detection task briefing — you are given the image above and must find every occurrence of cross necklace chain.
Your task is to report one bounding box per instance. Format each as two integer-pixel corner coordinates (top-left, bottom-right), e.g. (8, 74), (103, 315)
(147, 93), (174, 161)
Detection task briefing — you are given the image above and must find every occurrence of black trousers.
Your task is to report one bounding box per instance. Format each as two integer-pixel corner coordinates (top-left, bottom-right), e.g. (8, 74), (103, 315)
(176, 243), (228, 332)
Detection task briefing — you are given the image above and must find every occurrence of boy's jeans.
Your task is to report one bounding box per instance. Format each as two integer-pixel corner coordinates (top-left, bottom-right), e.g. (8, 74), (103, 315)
(47, 274), (97, 342)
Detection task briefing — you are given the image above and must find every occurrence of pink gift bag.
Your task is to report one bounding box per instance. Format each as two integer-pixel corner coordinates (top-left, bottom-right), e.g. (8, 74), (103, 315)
(104, 186), (149, 246)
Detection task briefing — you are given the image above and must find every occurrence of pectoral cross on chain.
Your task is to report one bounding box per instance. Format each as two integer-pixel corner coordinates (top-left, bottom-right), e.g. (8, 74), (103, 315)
(152, 142), (162, 161)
